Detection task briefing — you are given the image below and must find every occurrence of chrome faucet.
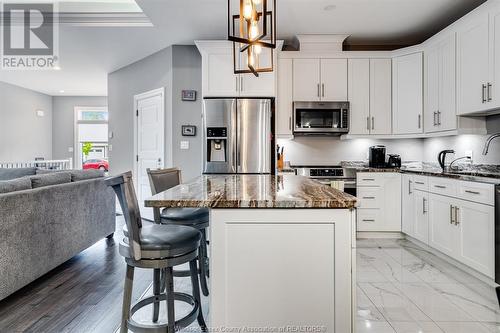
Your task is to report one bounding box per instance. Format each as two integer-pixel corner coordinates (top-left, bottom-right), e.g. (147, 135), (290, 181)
(483, 133), (500, 155)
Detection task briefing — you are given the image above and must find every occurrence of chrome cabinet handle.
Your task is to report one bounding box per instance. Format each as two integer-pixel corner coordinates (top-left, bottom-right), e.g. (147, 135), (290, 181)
(409, 180), (413, 194)
(372, 117), (375, 130)
(418, 114), (422, 129)
(362, 178), (375, 181)
(423, 197), (427, 213)
(433, 112), (437, 126)
(362, 219), (375, 222)
(455, 207), (460, 225)
(465, 190), (480, 195)
(236, 76), (239, 91)
(488, 83), (492, 102)
(322, 84), (325, 97)
(240, 76), (244, 92)
(362, 196), (376, 199)
(415, 181), (425, 185)
(317, 84), (321, 98)
(434, 185), (446, 189)
(437, 111), (441, 125)
(366, 117), (370, 131)
(288, 117), (292, 131)
(450, 205), (455, 224)
(482, 84), (487, 103)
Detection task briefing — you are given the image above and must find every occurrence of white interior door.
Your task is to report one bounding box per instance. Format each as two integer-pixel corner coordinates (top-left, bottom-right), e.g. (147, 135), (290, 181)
(135, 89), (165, 221)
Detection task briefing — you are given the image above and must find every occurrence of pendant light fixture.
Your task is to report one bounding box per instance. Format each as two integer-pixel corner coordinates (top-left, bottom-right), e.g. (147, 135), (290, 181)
(228, 0), (276, 76)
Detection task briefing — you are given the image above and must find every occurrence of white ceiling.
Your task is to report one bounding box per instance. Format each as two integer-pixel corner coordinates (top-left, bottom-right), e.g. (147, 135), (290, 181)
(0, 0), (487, 96)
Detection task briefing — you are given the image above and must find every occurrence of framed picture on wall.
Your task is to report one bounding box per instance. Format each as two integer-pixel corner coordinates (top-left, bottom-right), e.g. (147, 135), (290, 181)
(182, 125), (197, 137)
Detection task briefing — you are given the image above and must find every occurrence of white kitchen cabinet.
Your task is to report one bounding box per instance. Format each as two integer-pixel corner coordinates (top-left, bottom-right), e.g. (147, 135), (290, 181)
(456, 199), (495, 278)
(370, 59), (392, 135)
(348, 58), (392, 135)
(293, 58), (348, 102)
(425, 34), (457, 133)
(392, 53), (423, 134)
(414, 190), (429, 244)
(204, 51), (239, 97)
(293, 59), (321, 101)
(239, 47), (276, 97)
(490, 4), (500, 109)
(357, 173), (401, 232)
(401, 174), (415, 237)
(196, 41), (276, 98)
(276, 58), (293, 138)
(457, 13), (491, 115)
(348, 59), (370, 135)
(321, 59), (348, 101)
(428, 193), (458, 258)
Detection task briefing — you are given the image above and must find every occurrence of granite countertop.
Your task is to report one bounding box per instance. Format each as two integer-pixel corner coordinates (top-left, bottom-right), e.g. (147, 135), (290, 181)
(342, 161), (500, 185)
(145, 174), (357, 209)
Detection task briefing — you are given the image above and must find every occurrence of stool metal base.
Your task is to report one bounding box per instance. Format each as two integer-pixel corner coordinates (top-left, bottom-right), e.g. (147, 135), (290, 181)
(127, 292), (198, 333)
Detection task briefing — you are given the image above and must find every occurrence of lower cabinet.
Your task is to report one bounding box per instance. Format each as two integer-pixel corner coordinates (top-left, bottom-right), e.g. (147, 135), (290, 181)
(404, 176), (495, 279)
(357, 172), (401, 232)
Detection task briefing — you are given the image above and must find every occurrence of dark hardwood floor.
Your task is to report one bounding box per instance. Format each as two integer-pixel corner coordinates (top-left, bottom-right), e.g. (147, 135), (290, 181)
(0, 217), (151, 333)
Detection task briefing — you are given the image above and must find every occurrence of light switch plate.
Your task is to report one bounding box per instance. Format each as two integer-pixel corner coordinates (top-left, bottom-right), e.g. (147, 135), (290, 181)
(68, 147), (74, 153)
(180, 141), (190, 150)
(36, 110), (45, 117)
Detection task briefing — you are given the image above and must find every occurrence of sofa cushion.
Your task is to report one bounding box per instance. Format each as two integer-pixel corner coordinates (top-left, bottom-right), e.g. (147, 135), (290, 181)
(0, 178), (32, 194)
(35, 168), (63, 175)
(70, 169), (104, 182)
(0, 168), (37, 181)
(30, 172), (72, 188)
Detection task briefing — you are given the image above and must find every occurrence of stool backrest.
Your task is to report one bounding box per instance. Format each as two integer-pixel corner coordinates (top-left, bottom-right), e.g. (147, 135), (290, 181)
(105, 172), (142, 260)
(147, 167), (182, 195)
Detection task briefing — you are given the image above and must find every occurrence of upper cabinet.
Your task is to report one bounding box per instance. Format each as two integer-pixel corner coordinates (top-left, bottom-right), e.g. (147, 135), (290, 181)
(457, 5), (500, 115)
(348, 58), (392, 135)
(276, 58), (293, 138)
(425, 34), (457, 133)
(392, 53), (424, 134)
(293, 58), (348, 101)
(196, 41), (276, 98)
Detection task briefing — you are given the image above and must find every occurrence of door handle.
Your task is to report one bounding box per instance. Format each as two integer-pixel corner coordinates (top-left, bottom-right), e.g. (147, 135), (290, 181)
(450, 205), (455, 224)
(423, 197), (427, 214)
(455, 207), (460, 225)
(482, 84), (487, 103)
(488, 83), (492, 102)
(437, 111), (441, 125)
(322, 84), (325, 97)
(371, 117), (375, 130)
(418, 114), (422, 129)
(433, 112), (437, 126)
(317, 84), (321, 98)
(366, 117), (370, 131)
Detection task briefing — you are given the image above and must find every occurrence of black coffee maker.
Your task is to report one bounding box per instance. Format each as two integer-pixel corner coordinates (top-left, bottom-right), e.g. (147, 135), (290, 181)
(369, 146), (386, 168)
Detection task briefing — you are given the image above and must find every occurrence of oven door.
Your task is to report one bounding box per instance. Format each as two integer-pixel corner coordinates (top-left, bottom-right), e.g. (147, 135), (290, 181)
(314, 178), (357, 197)
(293, 102), (349, 135)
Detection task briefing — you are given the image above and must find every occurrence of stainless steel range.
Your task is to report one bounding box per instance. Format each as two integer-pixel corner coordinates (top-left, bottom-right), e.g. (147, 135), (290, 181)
(294, 166), (357, 196)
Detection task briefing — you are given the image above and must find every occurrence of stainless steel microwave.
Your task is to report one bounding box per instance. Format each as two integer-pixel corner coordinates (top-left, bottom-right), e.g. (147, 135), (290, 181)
(293, 101), (349, 135)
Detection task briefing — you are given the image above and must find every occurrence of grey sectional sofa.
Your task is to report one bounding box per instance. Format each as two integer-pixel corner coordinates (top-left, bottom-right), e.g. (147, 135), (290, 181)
(0, 168), (115, 301)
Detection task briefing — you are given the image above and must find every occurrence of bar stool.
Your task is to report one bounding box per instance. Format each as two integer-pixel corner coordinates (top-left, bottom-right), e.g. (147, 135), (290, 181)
(106, 172), (207, 333)
(147, 168), (210, 297)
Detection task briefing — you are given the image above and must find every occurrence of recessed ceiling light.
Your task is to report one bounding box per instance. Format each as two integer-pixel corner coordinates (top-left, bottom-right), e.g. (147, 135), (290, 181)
(324, 4), (337, 11)
(59, 90), (65, 93)
(53, 65), (61, 70)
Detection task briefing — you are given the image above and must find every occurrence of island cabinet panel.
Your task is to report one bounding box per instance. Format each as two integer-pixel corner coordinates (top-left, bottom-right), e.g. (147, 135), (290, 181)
(210, 209), (354, 333)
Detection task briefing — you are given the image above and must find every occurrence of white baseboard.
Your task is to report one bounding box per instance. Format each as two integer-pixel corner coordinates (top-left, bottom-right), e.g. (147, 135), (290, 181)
(356, 231), (404, 239)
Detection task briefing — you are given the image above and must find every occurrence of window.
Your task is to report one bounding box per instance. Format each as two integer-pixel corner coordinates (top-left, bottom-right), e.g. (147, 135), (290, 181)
(78, 110), (108, 121)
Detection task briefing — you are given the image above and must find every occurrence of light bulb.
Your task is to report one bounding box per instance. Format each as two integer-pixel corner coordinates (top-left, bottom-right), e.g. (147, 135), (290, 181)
(252, 0), (262, 5)
(243, 0), (253, 20)
(254, 44), (262, 54)
(249, 20), (259, 40)
(248, 52), (255, 67)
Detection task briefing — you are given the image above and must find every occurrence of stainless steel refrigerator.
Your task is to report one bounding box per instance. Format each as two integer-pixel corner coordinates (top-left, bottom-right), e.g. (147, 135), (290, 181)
(202, 98), (273, 174)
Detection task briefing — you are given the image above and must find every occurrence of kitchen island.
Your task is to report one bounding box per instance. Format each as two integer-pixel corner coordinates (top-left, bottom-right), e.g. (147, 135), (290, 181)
(145, 174), (357, 333)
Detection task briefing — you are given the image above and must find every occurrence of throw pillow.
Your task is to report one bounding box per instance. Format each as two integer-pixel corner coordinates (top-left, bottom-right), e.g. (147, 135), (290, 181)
(0, 167), (37, 181)
(70, 169), (104, 182)
(30, 172), (72, 189)
(0, 177), (32, 194)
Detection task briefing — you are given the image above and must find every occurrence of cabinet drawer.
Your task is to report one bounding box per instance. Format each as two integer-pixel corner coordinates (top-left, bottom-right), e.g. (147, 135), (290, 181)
(357, 173), (384, 187)
(429, 177), (457, 197)
(357, 209), (383, 231)
(356, 187), (383, 209)
(412, 175), (428, 191)
(457, 182), (494, 205)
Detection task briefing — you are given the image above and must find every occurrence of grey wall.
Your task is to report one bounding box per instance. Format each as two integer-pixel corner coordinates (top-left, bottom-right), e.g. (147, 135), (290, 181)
(108, 45), (203, 180)
(0, 81), (53, 162)
(52, 96), (108, 160)
(172, 45), (203, 180)
(277, 137), (425, 165)
(108, 46), (173, 176)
